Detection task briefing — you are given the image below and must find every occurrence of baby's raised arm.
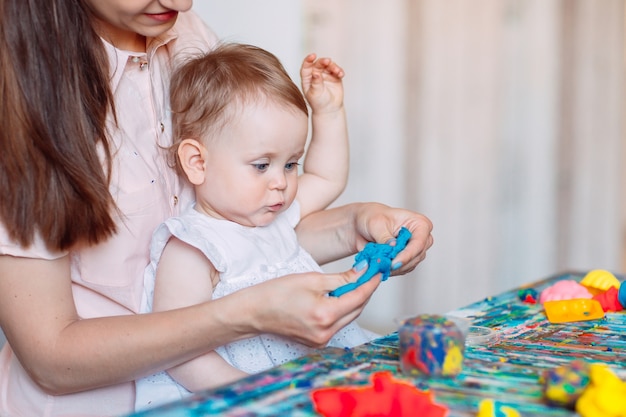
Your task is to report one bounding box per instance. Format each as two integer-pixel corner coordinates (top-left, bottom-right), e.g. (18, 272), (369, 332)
(296, 54), (349, 217)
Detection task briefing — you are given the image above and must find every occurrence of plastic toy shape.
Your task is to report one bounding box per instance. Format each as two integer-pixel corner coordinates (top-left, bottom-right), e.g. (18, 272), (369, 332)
(576, 363), (626, 417)
(580, 269), (620, 294)
(517, 288), (538, 304)
(542, 360), (591, 408)
(329, 227), (411, 297)
(539, 280), (592, 304)
(543, 299), (604, 324)
(592, 286), (624, 312)
(311, 371), (448, 417)
(477, 399), (521, 417)
(398, 314), (465, 378)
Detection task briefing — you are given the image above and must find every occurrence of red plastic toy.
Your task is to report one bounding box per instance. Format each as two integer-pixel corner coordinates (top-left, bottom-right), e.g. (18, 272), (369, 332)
(311, 371), (448, 417)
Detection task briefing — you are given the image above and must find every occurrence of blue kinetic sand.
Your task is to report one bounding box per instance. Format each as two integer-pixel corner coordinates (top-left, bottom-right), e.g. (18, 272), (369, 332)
(329, 227), (412, 297)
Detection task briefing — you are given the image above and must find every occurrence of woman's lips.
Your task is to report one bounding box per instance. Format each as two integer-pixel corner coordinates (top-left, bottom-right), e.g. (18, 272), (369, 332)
(145, 11), (178, 23)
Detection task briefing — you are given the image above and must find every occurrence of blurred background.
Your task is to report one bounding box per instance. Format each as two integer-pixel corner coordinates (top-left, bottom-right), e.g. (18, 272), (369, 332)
(193, 0), (625, 334)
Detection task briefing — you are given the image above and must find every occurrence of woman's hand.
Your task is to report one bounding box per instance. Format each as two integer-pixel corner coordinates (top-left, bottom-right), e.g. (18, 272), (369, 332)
(233, 264), (380, 348)
(296, 202), (434, 271)
(352, 203), (434, 276)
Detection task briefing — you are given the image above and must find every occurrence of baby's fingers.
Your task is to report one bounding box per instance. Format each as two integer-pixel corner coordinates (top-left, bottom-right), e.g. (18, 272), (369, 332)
(300, 53), (318, 73)
(315, 58), (345, 79)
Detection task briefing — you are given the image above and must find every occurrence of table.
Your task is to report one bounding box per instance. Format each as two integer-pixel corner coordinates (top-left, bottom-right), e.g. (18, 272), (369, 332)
(129, 271), (626, 416)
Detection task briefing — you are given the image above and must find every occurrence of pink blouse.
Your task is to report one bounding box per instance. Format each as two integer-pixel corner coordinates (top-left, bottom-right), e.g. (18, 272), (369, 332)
(0, 11), (217, 417)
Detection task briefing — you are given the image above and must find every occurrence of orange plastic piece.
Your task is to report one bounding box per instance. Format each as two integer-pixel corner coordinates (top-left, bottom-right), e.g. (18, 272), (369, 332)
(543, 299), (604, 323)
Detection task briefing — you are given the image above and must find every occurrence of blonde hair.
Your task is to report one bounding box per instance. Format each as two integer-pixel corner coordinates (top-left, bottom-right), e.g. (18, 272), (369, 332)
(169, 43), (308, 174)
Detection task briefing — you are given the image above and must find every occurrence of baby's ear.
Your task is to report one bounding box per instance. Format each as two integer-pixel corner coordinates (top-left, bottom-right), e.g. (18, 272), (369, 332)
(178, 139), (206, 185)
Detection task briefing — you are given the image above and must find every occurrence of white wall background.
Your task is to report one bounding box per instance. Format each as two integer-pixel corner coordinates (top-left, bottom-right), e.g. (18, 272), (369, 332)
(192, 2), (303, 81)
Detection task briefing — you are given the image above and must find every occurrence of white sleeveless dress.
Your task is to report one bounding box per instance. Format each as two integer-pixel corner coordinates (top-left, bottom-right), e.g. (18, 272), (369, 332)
(134, 202), (376, 411)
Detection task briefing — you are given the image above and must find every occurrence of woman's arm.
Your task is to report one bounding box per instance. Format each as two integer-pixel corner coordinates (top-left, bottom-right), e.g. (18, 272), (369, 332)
(0, 251), (377, 394)
(0, 254), (252, 394)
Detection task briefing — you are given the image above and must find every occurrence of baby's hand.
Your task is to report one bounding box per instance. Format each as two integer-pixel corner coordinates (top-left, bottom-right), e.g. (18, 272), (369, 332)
(300, 53), (345, 114)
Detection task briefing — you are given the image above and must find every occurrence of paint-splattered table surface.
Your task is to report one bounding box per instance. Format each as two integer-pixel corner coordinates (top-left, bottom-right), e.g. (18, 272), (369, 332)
(129, 271), (626, 417)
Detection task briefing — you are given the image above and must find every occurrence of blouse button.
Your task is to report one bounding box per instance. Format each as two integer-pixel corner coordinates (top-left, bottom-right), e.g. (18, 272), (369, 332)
(159, 122), (165, 133)
(173, 195), (179, 206)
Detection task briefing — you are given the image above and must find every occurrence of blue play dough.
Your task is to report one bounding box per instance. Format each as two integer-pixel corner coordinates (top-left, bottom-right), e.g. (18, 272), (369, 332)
(329, 227), (412, 297)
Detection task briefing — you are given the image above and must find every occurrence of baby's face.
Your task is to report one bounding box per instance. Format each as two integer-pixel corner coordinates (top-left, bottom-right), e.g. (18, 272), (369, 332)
(193, 101), (308, 227)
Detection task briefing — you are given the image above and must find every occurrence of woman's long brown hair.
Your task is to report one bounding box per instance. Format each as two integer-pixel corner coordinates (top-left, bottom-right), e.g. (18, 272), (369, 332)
(0, 0), (117, 251)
